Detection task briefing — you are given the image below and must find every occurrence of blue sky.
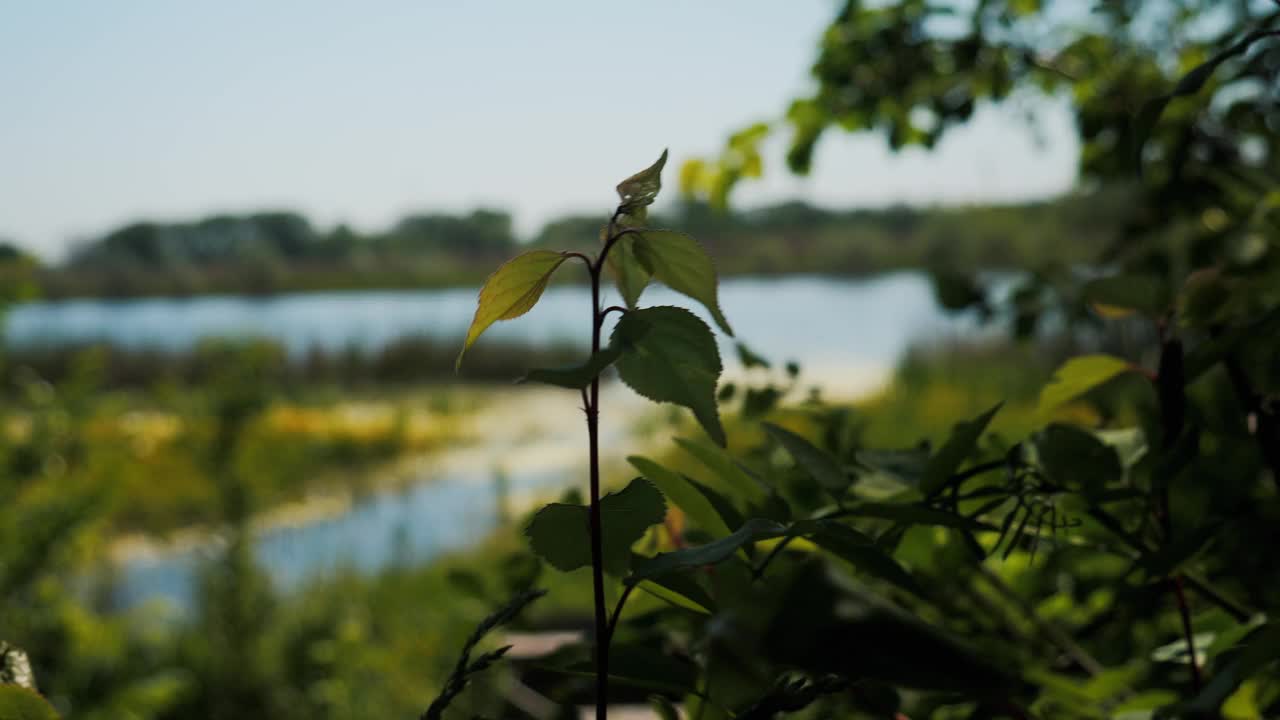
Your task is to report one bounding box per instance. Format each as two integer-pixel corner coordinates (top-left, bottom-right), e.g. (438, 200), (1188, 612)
(0, 2), (1079, 259)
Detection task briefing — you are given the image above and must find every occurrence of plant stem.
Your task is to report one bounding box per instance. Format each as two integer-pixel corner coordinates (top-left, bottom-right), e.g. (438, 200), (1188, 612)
(586, 259), (609, 720)
(605, 584), (637, 648)
(1172, 575), (1203, 693)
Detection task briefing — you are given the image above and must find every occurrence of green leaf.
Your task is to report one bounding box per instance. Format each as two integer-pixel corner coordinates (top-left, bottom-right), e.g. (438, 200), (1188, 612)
(805, 520), (923, 596)
(628, 456), (733, 539)
(1175, 623), (1280, 717)
(919, 403), (1001, 497)
(525, 478), (666, 576)
(763, 422), (849, 493)
(735, 342), (771, 369)
(674, 436), (767, 505)
(1133, 28), (1279, 174)
(636, 574), (717, 615)
(629, 518), (787, 583)
(607, 234), (652, 309)
(0, 686), (60, 720)
(1083, 274), (1170, 316)
(519, 347), (621, 389)
(1035, 423), (1122, 497)
(632, 230), (733, 336)
(457, 250), (569, 369)
(613, 308), (726, 446)
(616, 149), (668, 215)
(1038, 355), (1133, 415)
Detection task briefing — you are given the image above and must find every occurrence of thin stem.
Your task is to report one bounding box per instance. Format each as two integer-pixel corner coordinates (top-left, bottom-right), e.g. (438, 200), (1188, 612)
(601, 305), (628, 322)
(586, 256), (609, 720)
(564, 251), (594, 268)
(751, 534), (800, 581)
(1173, 575), (1203, 693)
(605, 584), (637, 648)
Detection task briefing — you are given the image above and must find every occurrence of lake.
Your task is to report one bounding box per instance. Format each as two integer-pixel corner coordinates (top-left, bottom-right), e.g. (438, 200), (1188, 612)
(7, 273), (986, 612)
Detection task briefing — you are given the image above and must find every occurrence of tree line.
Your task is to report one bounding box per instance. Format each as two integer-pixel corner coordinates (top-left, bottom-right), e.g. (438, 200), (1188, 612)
(0, 190), (1132, 298)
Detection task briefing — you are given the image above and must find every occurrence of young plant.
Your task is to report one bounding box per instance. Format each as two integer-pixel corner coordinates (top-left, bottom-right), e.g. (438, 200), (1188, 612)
(456, 150), (734, 717)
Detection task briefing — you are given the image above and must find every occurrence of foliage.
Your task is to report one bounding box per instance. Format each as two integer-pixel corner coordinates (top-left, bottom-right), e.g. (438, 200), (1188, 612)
(445, 21), (1280, 707)
(24, 191), (1133, 298)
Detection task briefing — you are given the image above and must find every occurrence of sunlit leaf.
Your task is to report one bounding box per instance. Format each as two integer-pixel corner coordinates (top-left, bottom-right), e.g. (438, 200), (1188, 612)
(0, 686), (60, 720)
(1037, 355), (1133, 415)
(616, 149), (668, 215)
(613, 307), (726, 446)
(525, 478), (666, 576)
(633, 230), (733, 335)
(457, 250), (569, 369)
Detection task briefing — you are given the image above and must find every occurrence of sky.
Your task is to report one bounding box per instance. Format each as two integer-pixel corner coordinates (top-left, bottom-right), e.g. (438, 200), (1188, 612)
(0, 2), (1080, 260)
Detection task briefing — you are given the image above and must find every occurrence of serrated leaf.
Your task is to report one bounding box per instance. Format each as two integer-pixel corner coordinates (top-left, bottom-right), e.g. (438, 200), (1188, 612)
(1038, 354), (1133, 415)
(628, 456), (733, 539)
(525, 478), (666, 576)
(519, 346), (621, 389)
(457, 250), (569, 369)
(632, 230), (733, 336)
(0, 686), (60, 720)
(607, 234), (652, 309)
(629, 518), (786, 583)
(763, 422), (850, 493)
(613, 307), (726, 446)
(616, 149), (668, 215)
(920, 403), (1001, 497)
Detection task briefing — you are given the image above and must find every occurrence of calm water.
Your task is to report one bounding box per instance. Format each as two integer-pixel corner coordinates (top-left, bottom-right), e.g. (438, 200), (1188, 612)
(9, 274), (984, 612)
(7, 274), (972, 371)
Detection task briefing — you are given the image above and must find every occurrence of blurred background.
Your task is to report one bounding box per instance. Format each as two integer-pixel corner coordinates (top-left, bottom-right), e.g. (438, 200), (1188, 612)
(2, 1), (1271, 718)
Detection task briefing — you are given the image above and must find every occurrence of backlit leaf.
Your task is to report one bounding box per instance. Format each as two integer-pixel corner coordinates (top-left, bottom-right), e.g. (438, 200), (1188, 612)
(1038, 355), (1133, 415)
(457, 250), (569, 369)
(616, 149), (668, 215)
(633, 230), (733, 336)
(613, 307), (726, 446)
(0, 686), (60, 720)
